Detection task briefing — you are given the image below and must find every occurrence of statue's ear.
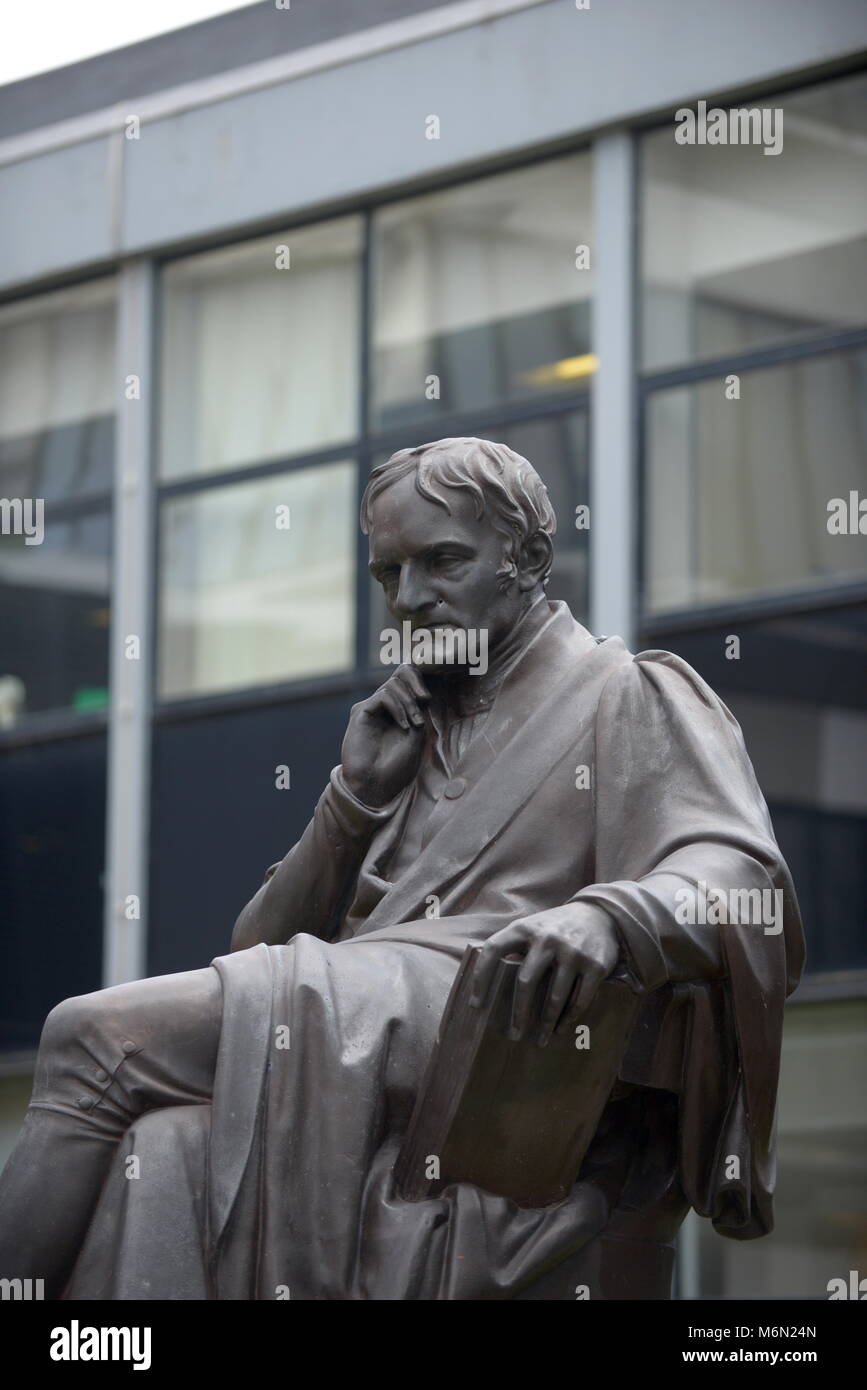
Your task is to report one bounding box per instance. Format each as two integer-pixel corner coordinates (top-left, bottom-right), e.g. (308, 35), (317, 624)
(517, 531), (553, 591)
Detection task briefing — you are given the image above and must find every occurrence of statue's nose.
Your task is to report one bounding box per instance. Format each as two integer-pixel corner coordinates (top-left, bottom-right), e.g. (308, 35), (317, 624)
(395, 567), (436, 618)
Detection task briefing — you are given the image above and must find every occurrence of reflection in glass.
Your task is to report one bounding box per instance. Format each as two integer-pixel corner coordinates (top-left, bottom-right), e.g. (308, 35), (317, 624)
(0, 511), (111, 724)
(372, 156), (593, 429)
(695, 1001), (867, 1298)
(645, 349), (867, 614)
(0, 280), (116, 502)
(0, 280), (116, 725)
(159, 461), (356, 699)
(160, 218), (362, 480)
(641, 71), (867, 370)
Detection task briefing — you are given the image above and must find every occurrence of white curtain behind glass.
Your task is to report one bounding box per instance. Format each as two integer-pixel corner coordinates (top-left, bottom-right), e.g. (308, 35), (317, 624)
(159, 460), (355, 698)
(160, 220), (361, 480)
(647, 352), (867, 611)
(0, 282), (116, 439)
(374, 156), (593, 350)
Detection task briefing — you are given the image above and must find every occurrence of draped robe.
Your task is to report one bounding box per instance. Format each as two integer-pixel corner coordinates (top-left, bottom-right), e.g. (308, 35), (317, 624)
(67, 601), (805, 1300)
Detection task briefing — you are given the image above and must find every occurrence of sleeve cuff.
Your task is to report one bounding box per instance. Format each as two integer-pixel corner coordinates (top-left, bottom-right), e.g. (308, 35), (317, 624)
(568, 886), (669, 994)
(327, 765), (407, 834)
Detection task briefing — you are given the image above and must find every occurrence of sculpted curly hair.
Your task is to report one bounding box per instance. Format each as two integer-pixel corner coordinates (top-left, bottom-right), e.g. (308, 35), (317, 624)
(360, 437), (557, 587)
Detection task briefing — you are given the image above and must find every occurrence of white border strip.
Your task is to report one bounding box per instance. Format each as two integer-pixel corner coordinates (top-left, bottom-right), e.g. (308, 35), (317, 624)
(0, 0), (550, 169)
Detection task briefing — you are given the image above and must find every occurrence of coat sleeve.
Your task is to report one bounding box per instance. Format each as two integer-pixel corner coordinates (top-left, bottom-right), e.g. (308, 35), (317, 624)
(571, 648), (803, 996)
(570, 649), (806, 1239)
(231, 767), (405, 950)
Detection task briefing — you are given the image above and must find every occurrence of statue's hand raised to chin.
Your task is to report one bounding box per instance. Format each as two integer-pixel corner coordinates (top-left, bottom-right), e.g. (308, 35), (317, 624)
(340, 664), (432, 808)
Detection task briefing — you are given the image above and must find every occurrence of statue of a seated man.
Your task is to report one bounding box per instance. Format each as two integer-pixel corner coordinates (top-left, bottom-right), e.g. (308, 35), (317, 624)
(0, 437), (805, 1301)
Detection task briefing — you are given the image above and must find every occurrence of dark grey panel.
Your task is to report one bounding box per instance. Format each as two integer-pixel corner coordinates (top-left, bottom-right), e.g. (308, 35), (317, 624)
(0, 733), (106, 1050)
(0, 0), (449, 139)
(148, 689), (355, 975)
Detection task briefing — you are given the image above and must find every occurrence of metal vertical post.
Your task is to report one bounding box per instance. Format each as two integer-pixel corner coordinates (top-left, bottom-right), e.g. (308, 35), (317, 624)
(590, 131), (638, 650)
(103, 260), (156, 986)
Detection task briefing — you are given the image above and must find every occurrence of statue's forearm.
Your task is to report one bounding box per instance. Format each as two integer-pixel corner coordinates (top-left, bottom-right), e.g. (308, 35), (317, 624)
(230, 766), (402, 951)
(569, 842), (784, 993)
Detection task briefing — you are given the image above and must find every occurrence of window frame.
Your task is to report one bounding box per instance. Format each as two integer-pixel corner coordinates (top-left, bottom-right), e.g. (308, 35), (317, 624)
(151, 155), (596, 717)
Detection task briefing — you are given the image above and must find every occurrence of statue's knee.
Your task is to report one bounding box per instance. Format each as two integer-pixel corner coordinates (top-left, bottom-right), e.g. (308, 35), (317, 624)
(40, 991), (105, 1061)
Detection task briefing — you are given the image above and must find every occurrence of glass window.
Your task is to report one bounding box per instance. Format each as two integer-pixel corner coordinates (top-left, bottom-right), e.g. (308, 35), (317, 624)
(0, 281), (115, 503)
(0, 511), (111, 724)
(158, 460), (356, 699)
(372, 155), (594, 430)
(644, 348), (867, 615)
(641, 70), (867, 371)
(0, 280), (116, 726)
(160, 217), (362, 481)
(693, 1000), (867, 1298)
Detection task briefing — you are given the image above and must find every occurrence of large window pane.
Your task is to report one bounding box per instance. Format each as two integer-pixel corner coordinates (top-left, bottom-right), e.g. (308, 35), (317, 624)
(372, 156), (593, 430)
(0, 280), (115, 726)
(0, 511), (111, 724)
(641, 71), (867, 371)
(159, 461), (356, 699)
(160, 217), (362, 480)
(0, 281), (115, 503)
(694, 1000), (867, 1299)
(645, 348), (867, 615)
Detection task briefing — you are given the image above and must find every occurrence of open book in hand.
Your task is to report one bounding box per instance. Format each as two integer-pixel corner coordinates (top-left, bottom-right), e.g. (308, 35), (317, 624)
(393, 942), (641, 1208)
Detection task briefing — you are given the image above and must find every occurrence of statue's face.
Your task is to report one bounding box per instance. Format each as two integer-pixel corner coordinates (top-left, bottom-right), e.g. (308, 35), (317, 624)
(367, 472), (530, 675)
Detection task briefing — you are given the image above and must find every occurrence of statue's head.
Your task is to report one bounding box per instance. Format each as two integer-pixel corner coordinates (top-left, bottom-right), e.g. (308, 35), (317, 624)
(361, 437), (556, 675)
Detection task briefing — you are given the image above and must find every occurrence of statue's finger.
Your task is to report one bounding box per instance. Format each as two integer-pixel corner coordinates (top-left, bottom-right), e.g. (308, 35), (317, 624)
(509, 944), (549, 1041)
(391, 678), (425, 727)
(554, 963), (600, 1035)
(378, 686), (410, 730)
(469, 925), (524, 1007)
(394, 664), (432, 703)
(535, 959), (576, 1047)
(572, 965), (603, 1020)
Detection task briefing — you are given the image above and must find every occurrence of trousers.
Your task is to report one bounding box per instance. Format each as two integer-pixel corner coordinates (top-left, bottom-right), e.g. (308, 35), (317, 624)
(0, 965), (224, 1296)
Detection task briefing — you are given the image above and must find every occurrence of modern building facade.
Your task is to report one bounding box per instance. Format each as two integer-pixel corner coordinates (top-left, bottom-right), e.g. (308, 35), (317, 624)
(0, 0), (865, 1299)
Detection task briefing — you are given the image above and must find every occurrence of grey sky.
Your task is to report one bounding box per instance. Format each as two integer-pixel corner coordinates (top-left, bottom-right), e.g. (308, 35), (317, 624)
(1, 0), (261, 86)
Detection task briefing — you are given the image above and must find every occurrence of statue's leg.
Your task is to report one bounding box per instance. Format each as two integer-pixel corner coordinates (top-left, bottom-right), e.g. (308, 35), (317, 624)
(0, 965), (223, 1297)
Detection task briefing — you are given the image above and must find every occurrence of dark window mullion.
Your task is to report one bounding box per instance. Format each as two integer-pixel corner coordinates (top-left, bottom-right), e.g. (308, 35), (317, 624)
(156, 438), (361, 501)
(11, 491), (114, 523)
(364, 388), (592, 459)
(639, 323), (867, 397)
